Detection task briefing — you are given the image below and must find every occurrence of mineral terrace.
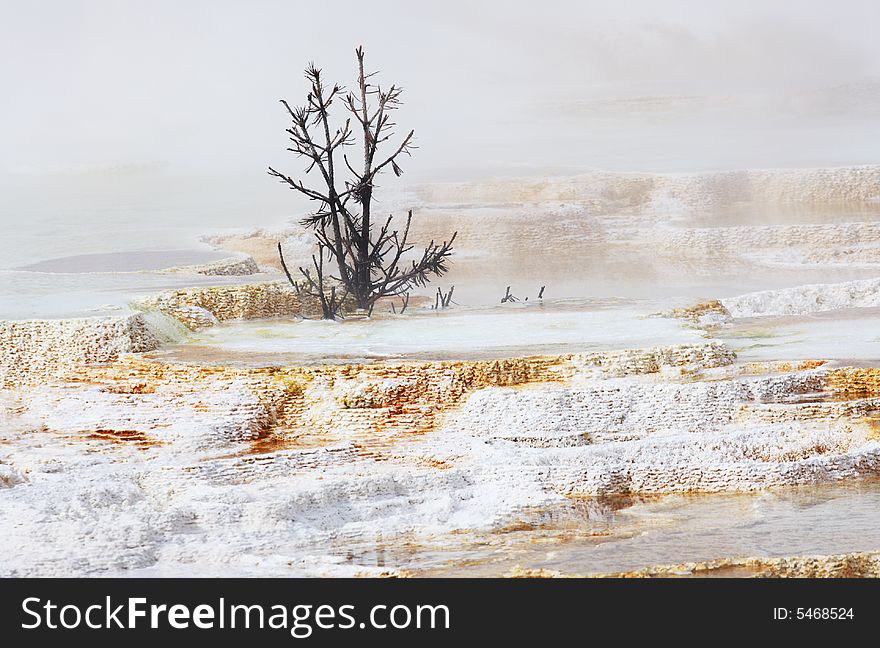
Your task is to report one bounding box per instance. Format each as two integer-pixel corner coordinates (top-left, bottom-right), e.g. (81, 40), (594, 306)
(3, 165), (880, 576)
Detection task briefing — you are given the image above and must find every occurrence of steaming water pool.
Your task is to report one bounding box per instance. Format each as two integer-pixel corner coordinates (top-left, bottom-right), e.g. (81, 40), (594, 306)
(165, 300), (706, 364)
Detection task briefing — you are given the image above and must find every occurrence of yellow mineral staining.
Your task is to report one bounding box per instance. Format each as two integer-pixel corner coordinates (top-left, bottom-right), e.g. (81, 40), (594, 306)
(506, 552), (880, 578)
(731, 366), (880, 433)
(571, 342), (735, 378)
(99, 381), (157, 394)
(667, 299), (730, 323)
(62, 353), (574, 457)
(826, 367), (880, 398)
(796, 359), (829, 371)
(53, 344), (728, 463)
(0, 314), (160, 388)
(861, 413), (880, 441)
(6, 341), (740, 467)
(136, 281), (325, 330)
(507, 566), (571, 578)
(608, 552), (880, 578)
(739, 359), (828, 375)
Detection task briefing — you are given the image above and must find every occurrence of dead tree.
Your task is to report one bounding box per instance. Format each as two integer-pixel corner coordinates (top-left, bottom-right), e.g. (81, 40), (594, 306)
(391, 292), (410, 315)
(431, 286), (455, 310)
(269, 47), (456, 319)
(279, 242), (347, 319)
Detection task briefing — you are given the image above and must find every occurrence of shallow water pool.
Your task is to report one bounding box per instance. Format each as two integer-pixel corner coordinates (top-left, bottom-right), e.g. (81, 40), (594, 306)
(168, 300), (706, 364)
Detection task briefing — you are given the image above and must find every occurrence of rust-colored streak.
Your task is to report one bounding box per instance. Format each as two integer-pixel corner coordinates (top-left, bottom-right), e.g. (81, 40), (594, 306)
(244, 432), (328, 456)
(82, 429), (161, 450)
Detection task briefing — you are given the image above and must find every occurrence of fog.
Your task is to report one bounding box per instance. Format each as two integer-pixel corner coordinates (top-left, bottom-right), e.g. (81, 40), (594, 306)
(2, 0), (880, 250)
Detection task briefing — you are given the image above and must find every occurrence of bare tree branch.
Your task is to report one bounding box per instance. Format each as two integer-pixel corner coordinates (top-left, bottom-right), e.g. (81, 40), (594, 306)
(270, 47), (456, 318)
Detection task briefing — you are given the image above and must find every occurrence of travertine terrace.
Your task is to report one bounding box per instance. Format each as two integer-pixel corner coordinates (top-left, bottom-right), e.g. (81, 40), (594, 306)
(0, 314), (160, 388)
(4, 165), (880, 576)
(509, 551), (880, 578)
(136, 281), (324, 330)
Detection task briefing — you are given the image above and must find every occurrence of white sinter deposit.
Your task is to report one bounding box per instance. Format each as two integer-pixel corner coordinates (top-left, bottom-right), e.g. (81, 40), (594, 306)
(722, 277), (880, 318)
(5, 165), (880, 576)
(2, 338), (880, 576)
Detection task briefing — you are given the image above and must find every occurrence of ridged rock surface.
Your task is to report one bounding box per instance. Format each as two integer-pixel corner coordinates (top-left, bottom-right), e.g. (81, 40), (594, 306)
(510, 551), (880, 578)
(0, 314), (160, 388)
(5, 339), (880, 575)
(136, 281), (324, 330)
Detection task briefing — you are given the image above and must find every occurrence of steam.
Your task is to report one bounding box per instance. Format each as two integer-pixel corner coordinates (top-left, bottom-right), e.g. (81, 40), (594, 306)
(1, 0), (879, 264)
(1, 0), (879, 179)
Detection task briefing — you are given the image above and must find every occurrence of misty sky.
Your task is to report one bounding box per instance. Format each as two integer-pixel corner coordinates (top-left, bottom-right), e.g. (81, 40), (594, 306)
(2, 0), (880, 184)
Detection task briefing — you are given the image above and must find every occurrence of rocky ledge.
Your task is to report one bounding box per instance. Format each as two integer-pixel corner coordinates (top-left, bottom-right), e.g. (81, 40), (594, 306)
(135, 281), (324, 330)
(0, 314), (160, 388)
(509, 551), (880, 578)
